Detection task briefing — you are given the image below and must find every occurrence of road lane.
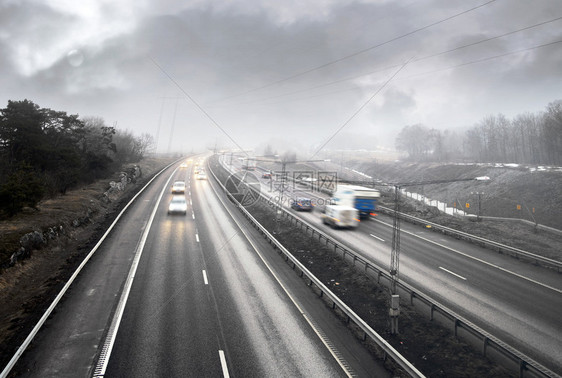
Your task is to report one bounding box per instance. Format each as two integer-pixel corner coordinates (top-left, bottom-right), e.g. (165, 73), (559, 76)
(103, 163), (228, 376)
(191, 169), (348, 377)
(103, 160), (352, 377)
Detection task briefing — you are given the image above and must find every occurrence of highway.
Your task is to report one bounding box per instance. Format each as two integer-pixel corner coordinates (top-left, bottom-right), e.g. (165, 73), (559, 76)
(7, 157), (388, 377)
(221, 155), (562, 374)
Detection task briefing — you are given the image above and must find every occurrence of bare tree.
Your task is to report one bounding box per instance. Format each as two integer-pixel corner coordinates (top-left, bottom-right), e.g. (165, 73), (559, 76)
(395, 99), (561, 165)
(395, 124), (431, 160)
(542, 100), (562, 165)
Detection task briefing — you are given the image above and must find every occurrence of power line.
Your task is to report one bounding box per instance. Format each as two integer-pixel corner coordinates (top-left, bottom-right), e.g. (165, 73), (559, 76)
(149, 57), (249, 156)
(415, 15), (562, 62)
(409, 39), (562, 78)
(310, 57), (413, 159)
(214, 0), (498, 102)
(214, 15), (562, 109)
(219, 37), (562, 110)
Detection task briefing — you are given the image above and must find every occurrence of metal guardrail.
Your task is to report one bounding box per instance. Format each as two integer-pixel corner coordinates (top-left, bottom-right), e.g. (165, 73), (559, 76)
(209, 158), (425, 378)
(252, 160), (561, 273)
(213, 155), (560, 378)
(377, 205), (562, 273)
(250, 159), (562, 272)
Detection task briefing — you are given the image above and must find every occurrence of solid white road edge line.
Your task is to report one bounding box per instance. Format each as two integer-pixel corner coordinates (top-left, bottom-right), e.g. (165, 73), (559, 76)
(0, 161), (180, 378)
(219, 350), (230, 378)
(92, 171), (175, 377)
(439, 267), (467, 280)
(375, 219), (562, 294)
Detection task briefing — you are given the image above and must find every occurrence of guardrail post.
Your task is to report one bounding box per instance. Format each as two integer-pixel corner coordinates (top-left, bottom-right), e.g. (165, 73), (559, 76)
(454, 319), (460, 337)
(410, 291), (415, 305)
(482, 336), (488, 356)
(519, 359), (527, 378)
(430, 304), (435, 321)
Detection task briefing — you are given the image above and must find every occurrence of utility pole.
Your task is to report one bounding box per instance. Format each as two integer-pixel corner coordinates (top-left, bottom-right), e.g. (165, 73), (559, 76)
(158, 96), (183, 155)
(471, 191), (484, 221)
(389, 185), (401, 334)
(388, 176), (489, 335)
(249, 157), (327, 234)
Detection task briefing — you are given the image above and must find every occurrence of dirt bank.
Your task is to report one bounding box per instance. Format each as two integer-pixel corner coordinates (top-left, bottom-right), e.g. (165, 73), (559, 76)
(0, 156), (177, 369)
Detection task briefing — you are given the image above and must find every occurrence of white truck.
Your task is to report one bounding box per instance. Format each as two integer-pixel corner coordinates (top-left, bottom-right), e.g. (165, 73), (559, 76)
(322, 205), (360, 229)
(331, 184), (380, 220)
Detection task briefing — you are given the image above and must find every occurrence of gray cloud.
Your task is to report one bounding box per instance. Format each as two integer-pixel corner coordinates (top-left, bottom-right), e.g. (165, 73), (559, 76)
(1, 0), (561, 153)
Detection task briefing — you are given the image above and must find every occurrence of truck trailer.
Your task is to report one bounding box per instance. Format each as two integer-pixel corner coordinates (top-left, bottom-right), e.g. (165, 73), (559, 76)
(331, 184), (380, 220)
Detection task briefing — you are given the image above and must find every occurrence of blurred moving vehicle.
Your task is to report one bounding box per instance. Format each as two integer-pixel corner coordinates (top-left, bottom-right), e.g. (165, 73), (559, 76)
(168, 196), (187, 215)
(196, 171), (207, 180)
(322, 205), (359, 229)
(180, 162), (189, 168)
(242, 157), (256, 171)
(331, 184), (380, 220)
(172, 181), (186, 194)
(290, 197), (313, 211)
(262, 172), (272, 179)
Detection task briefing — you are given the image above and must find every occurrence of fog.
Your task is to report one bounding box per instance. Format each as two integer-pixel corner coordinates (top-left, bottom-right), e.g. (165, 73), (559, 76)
(1, 0), (561, 155)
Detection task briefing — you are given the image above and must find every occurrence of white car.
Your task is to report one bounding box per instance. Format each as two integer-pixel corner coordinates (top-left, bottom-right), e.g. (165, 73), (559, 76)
(168, 196), (187, 215)
(172, 181), (186, 193)
(196, 171), (207, 180)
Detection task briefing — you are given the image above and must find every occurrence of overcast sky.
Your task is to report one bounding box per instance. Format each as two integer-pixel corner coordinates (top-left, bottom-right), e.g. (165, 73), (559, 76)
(1, 0), (561, 155)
